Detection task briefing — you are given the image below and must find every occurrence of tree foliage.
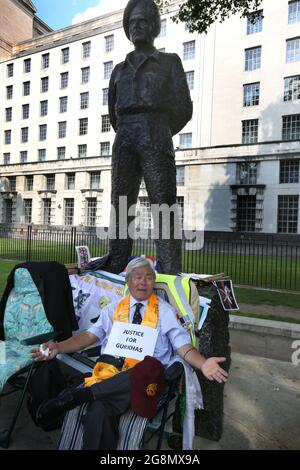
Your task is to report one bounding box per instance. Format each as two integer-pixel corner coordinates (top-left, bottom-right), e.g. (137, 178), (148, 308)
(155, 0), (263, 34)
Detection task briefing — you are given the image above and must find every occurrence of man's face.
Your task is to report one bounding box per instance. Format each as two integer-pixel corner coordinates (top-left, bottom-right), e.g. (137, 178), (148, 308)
(127, 265), (155, 301)
(129, 4), (153, 46)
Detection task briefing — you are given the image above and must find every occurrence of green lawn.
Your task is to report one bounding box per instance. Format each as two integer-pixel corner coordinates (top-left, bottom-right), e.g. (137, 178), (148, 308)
(235, 287), (300, 309)
(0, 259), (20, 296)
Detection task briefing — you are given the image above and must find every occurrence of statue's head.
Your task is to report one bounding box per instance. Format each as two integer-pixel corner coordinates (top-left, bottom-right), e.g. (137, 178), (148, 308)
(123, 0), (161, 44)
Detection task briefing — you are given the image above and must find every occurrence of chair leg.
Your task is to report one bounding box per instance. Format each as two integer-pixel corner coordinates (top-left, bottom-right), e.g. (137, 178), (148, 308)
(0, 362), (35, 449)
(156, 381), (176, 450)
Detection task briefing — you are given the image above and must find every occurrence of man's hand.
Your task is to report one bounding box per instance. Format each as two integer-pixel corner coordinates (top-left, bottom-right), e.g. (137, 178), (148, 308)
(201, 357), (228, 383)
(31, 341), (59, 362)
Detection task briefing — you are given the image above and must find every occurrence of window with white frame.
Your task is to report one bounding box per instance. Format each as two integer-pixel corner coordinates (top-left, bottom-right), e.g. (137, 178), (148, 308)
(20, 151), (27, 163)
(5, 108), (12, 122)
(185, 71), (194, 90)
(23, 199), (32, 223)
(23, 81), (30, 96)
(277, 195), (299, 233)
(64, 199), (74, 225)
(105, 35), (114, 53)
(60, 72), (69, 89)
(78, 144), (87, 158)
(247, 10), (263, 34)
(242, 119), (259, 143)
(179, 133), (192, 149)
(66, 173), (75, 190)
(40, 100), (48, 117)
(136, 197), (153, 230)
(280, 159), (299, 184)
(6, 85), (13, 99)
(59, 96), (68, 113)
(24, 58), (31, 73)
(104, 61), (113, 79)
(286, 37), (300, 63)
(3, 153), (10, 165)
(46, 174), (55, 191)
(61, 47), (69, 64)
(43, 199), (51, 225)
(288, 1), (300, 24)
(284, 75), (300, 101)
(101, 115), (111, 132)
(237, 195), (256, 232)
(90, 171), (101, 190)
(79, 118), (88, 135)
(102, 88), (109, 106)
(82, 41), (91, 59)
(80, 92), (89, 109)
(57, 146), (66, 160)
(7, 63), (13, 78)
(282, 114), (300, 140)
(237, 162), (258, 184)
(100, 142), (110, 156)
(81, 67), (90, 84)
(243, 82), (260, 106)
(158, 19), (166, 37)
(41, 77), (49, 93)
(25, 175), (33, 191)
(42, 53), (49, 69)
(38, 149), (46, 161)
(58, 121), (67, 138)
(176, 166), (185, 186)
(21, 127), (28, 143)
(39, 124), (47, 141)
(22, 104), (30, 119)
(8, 176), (16, 191)
(245, 46), (261, 71)
(4, 130), (11, 145)
(183, 41), (195, 60)
(86, 198), (97, 226)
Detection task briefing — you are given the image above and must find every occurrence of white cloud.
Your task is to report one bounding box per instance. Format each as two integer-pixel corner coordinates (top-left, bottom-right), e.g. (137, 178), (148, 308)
(72, 0), (128, 24)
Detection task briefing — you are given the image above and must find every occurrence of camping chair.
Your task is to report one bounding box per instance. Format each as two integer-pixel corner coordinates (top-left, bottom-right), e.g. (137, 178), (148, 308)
(0, 268), (61, 449)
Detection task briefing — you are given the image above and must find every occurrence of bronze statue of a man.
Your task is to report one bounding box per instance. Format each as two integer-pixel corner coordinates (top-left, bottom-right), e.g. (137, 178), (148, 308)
(107, 0), (192, 274)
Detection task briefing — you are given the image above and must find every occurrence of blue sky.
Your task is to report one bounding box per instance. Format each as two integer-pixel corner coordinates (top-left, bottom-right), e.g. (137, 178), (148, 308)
(33, 0), (105, 30)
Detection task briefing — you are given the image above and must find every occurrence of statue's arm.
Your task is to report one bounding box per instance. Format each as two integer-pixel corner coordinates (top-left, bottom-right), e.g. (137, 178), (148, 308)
(108, 65), (118, 132)
(169, 54), (193, 136)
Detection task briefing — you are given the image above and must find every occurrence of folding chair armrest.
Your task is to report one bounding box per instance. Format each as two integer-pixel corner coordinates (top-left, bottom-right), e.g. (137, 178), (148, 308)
(164, 362), (184, 383)
(20, 330), (61, 346)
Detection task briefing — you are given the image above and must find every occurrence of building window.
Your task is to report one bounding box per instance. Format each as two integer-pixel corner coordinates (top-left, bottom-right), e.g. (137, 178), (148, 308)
(58, 121), (67, 138)
(39, 124), (47, 141)
(80, 92), (89, 109)
(4, 200), (13, 223)
(81, 67), (90, 84)
(245, 46), (261, 71)
(21, 127), (28, 143)
(4, 130), (11, 145)
(284, 75), (300, 101)
(179, 133), (192, 149)
(183, 41), (195, 60)
(3, 153), (10, 165)
(61, 47), (69, 64)
(5, 108), (12, 122)
(185, 71), (194, 90)
(38, 149), (46, 161)
(23, 199), (32, 223)
(101, 115), (111, 132)
(42, 53), (50, 69)
(6, 85), (13, 99)
(282, 114), (300, 140)
(104, 61), (113, 80)
(57, 146), (66, 160)
(90, 171), (101, 190)
(7, 63), (13, 78)
(42, 199), (51, 225)
(289, 1), (300, 24)
(237, 195), (256, 232)
(25, 175), (33, 191)
(60, 72), (69, 89)
(86, 198), (97, 226)
(102, 88), (109, 106)
(136, 197), (153, 230)
(286, 37), (300, 63)
(46, 174), (55, 191)
(176, 166), (185, 186)
(237, 162), (258, 184)
(243, 82), (260, 106)
(22, 104), (30, 119)
(277, 195), (299, 233)
(23, 81), (30, 96)
(64, 199), (74, 225)
(8, 176), (16, 192)
(78, 144), (87, 158)
(280, 160), (299, 183)
(242, 119), (259, 144)
(105, 35), (114, 53)
(82, 41), (91, 59)
(41, 77), (49, 93)
(159, 19), (167, 37)
(247, 10), (263, 35)
(100, 142), (110, 156)
(66, 173), (75, 190)
(59, 96), (68, 113)
(40, 100), (48, 116)
(79, 118), (88, 135)
(24, 58), (31, 73)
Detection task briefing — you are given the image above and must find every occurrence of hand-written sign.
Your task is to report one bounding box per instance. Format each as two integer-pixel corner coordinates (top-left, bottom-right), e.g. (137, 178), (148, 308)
(103, 322), (158, 361)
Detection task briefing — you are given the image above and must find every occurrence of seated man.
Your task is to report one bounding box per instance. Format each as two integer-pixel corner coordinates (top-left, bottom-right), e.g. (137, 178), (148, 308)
(32, 257), (228, 450)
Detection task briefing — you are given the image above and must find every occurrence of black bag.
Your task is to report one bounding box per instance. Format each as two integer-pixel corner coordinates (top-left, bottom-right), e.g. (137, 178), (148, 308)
(27, 359), (67, 431)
